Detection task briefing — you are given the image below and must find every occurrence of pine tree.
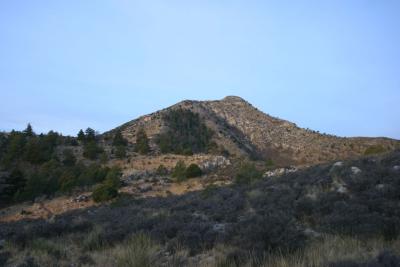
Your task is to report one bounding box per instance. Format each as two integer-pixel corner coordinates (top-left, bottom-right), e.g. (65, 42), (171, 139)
(85, 128), (96, 142)
(135, 128), (150, 154)
(171, 160), (187, 182)
(1, 131), (26, 166)
(24, 123), (34, 137)
(113, 130), (127, 147)
(77, 129), (85, 142)
(3, 169), (26, 200)
(24, 138), (42, 164)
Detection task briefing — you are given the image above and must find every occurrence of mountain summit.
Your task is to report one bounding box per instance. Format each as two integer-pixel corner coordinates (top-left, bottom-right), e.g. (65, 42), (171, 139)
(109, 96), (399, 165)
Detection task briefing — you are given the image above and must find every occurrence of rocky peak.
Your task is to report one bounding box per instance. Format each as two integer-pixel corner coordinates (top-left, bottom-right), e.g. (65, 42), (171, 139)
(108, 96), (400, 166)
(217, 96), (251, 106)
(221, 96), (248, 104)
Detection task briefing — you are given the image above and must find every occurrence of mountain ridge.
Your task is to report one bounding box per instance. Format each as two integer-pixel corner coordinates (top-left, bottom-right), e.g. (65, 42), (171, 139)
(105, 96), (399, 166)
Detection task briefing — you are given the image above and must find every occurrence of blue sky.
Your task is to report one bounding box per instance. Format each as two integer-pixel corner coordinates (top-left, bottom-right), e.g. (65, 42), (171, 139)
(0, 1), (399, 138)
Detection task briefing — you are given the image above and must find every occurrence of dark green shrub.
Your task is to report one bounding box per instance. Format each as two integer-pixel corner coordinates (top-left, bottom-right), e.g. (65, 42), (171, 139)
(156, 164), (168, 176)
(83, 141), (103, 159)
(62, 149), (76, 166)
(104, 167), (122, 188)
(92, 180), (119, 203)
(172, 160), (187, 182)
(78, 164), (109, 185)
(185, 163), (202, 178)
(2, 168), (26, 201)
(234, 162), (263, 184)
(113, 130), (127, 147)
(115, 145), (126, 159)
(135, 128), (150, 155)
(265, 159), (275, 169)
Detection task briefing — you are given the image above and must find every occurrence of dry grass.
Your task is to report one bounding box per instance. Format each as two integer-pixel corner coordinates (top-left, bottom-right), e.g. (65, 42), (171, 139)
(2, 234), (399, 266)
(91, 233), (161, 267)
(212, 235), (400, 267)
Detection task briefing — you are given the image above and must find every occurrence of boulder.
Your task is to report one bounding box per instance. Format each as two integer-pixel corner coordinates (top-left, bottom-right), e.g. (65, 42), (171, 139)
(376, 184), (386, 190)
(336, 184), (348, 194)
(212, 223), (226, 233)
(392, 165), (400, 172)
(304, 228), (321, 238)
(74, 194), (89, 203)
(351, 166), (362, 175)
(333, 161), (344, 168)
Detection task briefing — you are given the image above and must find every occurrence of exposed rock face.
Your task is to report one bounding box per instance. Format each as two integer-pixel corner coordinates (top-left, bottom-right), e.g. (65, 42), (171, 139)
(73, 195), (89, 203)
(264, 167), (297, 178)
(200, 156), (231, 172)
(105, 96), (400, 166)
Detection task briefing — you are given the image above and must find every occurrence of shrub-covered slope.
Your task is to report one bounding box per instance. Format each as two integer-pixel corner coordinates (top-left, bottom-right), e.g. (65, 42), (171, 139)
(1, 151), (399, 266)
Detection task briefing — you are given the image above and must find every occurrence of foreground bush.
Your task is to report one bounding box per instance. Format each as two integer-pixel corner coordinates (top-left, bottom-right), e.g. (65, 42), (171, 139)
(115, 233), (159, 267)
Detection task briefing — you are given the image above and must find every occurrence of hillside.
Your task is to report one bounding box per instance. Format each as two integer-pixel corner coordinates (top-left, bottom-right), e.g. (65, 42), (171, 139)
(108, 96), (399, 166)
(1, 150), (400, 266)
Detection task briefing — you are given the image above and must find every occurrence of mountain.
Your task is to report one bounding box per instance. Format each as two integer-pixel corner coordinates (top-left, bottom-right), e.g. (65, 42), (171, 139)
(107, 96), (399, 166)
(1, 96), (400, 266)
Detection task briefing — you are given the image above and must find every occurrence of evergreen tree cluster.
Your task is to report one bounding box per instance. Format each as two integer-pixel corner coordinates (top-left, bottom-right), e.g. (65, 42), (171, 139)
(0, 124), (60, 167)
(77, 128), (104, 160)
(0, 124), (120, 204)
(156, 109), (213, 155)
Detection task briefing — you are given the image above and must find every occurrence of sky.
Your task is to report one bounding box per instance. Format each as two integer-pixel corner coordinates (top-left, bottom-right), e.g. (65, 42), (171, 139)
(0, 1), (399, 138)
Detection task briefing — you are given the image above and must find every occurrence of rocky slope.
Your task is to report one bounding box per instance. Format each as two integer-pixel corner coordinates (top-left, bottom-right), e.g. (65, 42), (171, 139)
(106, 96), (399, 166)
(107, 96), (399, 166)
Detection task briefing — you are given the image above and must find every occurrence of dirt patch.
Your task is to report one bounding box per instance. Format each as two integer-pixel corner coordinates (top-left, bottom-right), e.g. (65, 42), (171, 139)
(0, 194), (96, 223)
(0, 176), (231, 223)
